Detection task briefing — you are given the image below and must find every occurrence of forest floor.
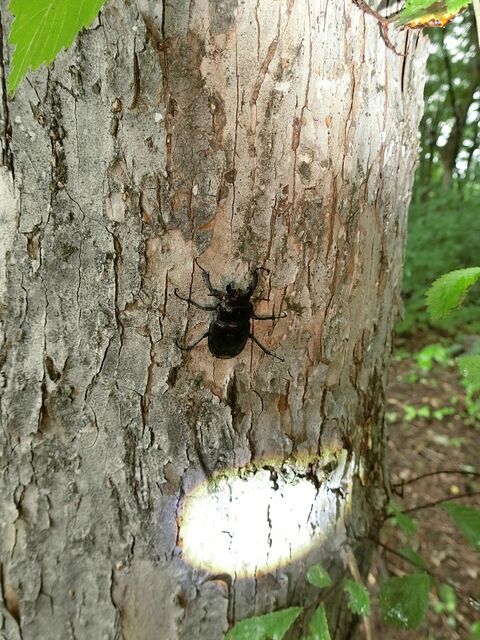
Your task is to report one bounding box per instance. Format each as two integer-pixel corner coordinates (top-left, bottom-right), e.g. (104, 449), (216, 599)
(371, 335), (480, 640)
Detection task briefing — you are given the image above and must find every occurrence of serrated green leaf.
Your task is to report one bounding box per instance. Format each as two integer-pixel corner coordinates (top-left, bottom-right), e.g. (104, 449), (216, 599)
(426, 268), (480, 321)
(458, 355), (480, 388)
(442, 503), (480, 553)
(388, 502), (418, 536)
(399, 547), (427, 570)
(8, 0), (107, 95)
(397, 0), (468, 26)
(343, 580), (371, 616)
(305, 604), (331, 640)
(378, 574), (431, 629)
(225, 607), (302, 640)
(306, 564), (333, 589)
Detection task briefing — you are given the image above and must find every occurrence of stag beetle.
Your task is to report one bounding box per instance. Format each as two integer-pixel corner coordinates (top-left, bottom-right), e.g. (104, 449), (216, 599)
(175, 259), (285, 360)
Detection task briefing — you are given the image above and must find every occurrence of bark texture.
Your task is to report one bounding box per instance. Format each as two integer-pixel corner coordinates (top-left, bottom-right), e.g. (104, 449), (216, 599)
(0, 1), (427, 638)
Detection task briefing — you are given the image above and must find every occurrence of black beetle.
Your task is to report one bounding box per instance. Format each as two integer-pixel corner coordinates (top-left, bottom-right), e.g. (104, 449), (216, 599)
(175, 260), (285, 360)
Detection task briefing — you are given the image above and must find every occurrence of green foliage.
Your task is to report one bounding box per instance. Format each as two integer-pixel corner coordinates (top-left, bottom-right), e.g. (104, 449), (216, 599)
(378, 574), (431, 629)
(305, 605), (331, 640)
(398, 0), (470, 25)
(463, 384), (480, 420)
(426, 268), (480, 320)
(415, 8), (479, 190)
(458, 354), (480, 387)
(432, 406), (456, 420)
(225, 607), (302, 640)
(433, 583), (457, 615)
(388, 502), (418, 536)
(414, 343), (451, 370)
(400, 190), (480, 334)
(430, 432), (465, 447)
(471, 621), (480, 639)
(403, 404), (431, 421)
(459, 349), (480, 417)
(433, 583), (458, 629)
(399, 547), (428, 570)
(7, 0), (107, 95)
(306, 565), (332, 589)
(442, 503), (480, 552)
(343, 580), (371, 616)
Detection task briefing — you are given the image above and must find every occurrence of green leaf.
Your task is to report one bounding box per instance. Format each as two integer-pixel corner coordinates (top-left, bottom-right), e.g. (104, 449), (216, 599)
(426, 268), (480, 321)
(458, 355), (480, 388)
(378, 574), (431, 629)
(306, 564), (333, 589)
(397, 0), (469, 27)
(437, 583), (456, 614)
(225, 607), (302, 640)
(343, 580), (371, 616)
(471, 620), (480, 640)
(8, 0), (107, 95)
(305, 604), (331, 640)
(415, 343), (449, 371)
(442, 503), (480, 553)
(399, 547), (427, 570)
(388, 502), (418, 536)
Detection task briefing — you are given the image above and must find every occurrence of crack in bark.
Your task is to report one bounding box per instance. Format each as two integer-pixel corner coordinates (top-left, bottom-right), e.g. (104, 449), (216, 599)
(248, 12), (281, 185)
(65, 189), (86, 342)
(112, 233), (125, 344)
(230, 26), (240, 229)
(141, 330), (156, 437)
(130, 51), (141, 110)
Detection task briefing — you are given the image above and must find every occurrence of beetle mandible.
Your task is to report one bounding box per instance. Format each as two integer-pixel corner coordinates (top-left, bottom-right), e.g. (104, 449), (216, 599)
(174, 259), (285, 360)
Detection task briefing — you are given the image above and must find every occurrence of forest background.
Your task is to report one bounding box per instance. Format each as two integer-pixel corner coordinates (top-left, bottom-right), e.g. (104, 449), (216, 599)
(374, 8), (480, 639)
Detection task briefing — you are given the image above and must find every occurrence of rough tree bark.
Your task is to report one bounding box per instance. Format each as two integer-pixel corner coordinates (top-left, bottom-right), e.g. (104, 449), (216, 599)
(0, 1), (427, 638)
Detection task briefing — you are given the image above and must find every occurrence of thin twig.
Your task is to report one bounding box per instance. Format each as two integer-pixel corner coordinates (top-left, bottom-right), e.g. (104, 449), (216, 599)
(393, 469), (480, 488)
(352, 0), (405, 56)
(399, 491), (480, 515)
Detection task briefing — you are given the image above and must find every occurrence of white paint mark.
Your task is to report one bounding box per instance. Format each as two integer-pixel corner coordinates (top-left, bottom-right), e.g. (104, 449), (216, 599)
(154, 112), (164, 123)
(179, 450), (353, 577)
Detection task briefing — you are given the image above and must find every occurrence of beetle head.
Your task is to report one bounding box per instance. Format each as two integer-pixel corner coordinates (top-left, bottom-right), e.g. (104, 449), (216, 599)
(225, 282), (250, 304)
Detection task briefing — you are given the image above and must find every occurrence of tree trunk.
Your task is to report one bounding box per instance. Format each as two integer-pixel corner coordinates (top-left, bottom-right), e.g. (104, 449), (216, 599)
(0, 1), (427, 639)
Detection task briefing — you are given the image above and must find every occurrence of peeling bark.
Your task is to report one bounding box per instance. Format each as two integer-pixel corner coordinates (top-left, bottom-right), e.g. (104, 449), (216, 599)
(0, 1), (427, 638)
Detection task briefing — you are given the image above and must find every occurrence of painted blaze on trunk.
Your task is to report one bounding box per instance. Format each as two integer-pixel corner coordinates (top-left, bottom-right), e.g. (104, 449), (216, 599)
(0, 1), (426, 638)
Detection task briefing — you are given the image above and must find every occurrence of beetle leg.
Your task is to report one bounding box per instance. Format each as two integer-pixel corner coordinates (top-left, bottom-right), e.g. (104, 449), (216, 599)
(253, 311), (287, 320)
(195, 258), (224, 298)
(174, 289), (217, 311)
(176, 331), (210, 351)
(249, 333), (284, 361)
